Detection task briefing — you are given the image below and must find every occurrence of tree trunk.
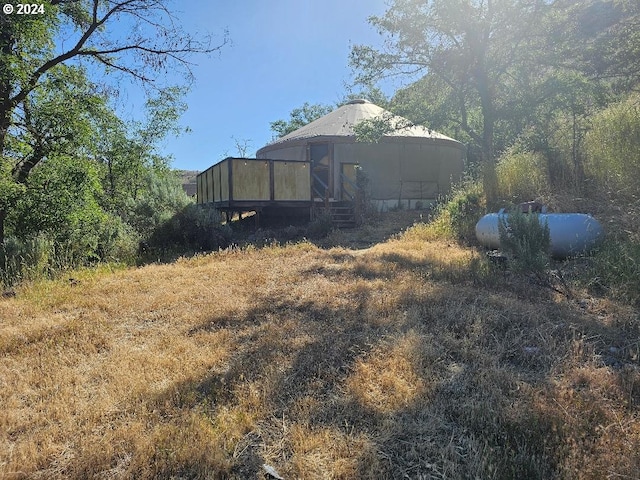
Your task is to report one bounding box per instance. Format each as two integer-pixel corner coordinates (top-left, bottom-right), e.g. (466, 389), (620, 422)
(481, 108), (497, 206)
(0, 16), (16, 245)
(0, 13), (15, 155)
(471, 0), (498, 207)
(476, 68), (498, 206)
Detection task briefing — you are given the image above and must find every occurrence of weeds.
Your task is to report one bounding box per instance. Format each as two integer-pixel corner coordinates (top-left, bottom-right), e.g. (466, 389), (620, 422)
(307, 213), (334, 239)
(0, 235), (54, 288)
(496, 149), (550, 202)
(586, 239), (640, 305)
(498, 209), (551, 275)
(404, 180), (485, 243)
(145, 203), (231, 254)
(584, 94), (640, 198)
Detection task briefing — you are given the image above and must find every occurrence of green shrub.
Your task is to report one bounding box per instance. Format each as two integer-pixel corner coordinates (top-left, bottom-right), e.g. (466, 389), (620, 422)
(95, 215), (140, 264)
(438, 181), (485, 243)
(0, 218), (139, 289)
(122, 170), (192, 240)
(9, 155), (113, 267)
(0, 235), (54, 288)
(355, 166), (378, 221)
(584, 95), (640, 198)
(281, 225), (302, 241)
(402, 181), (484, 243)
(498, 209), (551, 274)
(181, 204), (232, 251)
(496, 150), (550, 202)
(146, 203), (231, 253)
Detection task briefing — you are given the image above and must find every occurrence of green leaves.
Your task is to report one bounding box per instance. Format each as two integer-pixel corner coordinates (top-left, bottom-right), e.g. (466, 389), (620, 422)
(0, 0), (226, 274)
(139, 86), (189, 146)
(0, 160), (25, 211)
(11, 155), (105, 239)
(270, 103), (334, 139)
(350, 0), (551, 203)
(350, 0), (640, 206)
(0, 0), (228, 244)
(584, 94), (640, 197)
(498, 209), (551, 275)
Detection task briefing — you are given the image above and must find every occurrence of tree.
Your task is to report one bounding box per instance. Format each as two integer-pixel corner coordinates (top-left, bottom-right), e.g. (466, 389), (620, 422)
(97, 86), (188, 214)
(9, 65), (109, 184)
(350, 0), (550, 203)
(0, 0), (227, 242)
(270, 102), (333, 138)
(4, 64), (192, 265)
(495, 0), (637, 189)
(11, 154), (106, 247)
(545, 0), (640, 89)
(231, 136), (253, 157)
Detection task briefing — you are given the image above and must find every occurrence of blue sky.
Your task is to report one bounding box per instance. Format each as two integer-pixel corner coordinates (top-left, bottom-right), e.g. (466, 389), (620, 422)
(132, 0), (392, 171)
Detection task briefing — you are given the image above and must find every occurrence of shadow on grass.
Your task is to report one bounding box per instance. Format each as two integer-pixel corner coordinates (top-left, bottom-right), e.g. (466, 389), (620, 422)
(136, 211), (427, 268)
(141, 241), (639, 479)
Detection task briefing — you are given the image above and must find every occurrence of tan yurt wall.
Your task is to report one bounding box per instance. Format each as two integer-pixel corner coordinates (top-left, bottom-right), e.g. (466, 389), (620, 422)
(437, 147), (465, 191)
(256, 144), (306, 161)
(399, 143), (441, 199)
(332, 140), (463, 206)
(334, 142), (400, 199)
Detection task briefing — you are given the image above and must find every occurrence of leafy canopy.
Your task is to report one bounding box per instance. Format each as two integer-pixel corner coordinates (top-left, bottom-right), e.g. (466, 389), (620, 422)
(270, 103), (334, 139)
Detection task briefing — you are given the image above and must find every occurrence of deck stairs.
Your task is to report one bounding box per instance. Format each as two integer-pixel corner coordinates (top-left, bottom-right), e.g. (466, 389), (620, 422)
(314, 201), (357, 228)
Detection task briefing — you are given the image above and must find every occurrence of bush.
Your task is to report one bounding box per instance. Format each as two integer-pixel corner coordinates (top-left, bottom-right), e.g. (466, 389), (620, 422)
(435, 181), (485, 243)
(355, 166), (378, 220)
(496, 150), (550, 202)
(0, 216), (140, 289)
(307, 213), (334, 239)
(0, 235), (54, 288)
(498, 209), (551, 274)
(95, 215), (140, 264)
(146, 203), (231, 253)
(122, 170), (192, 240)
(9, 155), (115, 267)
(584, 95), (640, 199)
(281, 225), (302, 241)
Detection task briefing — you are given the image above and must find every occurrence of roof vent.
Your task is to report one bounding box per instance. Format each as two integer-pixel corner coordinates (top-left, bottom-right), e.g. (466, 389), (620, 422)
(346, 98), (369, 105)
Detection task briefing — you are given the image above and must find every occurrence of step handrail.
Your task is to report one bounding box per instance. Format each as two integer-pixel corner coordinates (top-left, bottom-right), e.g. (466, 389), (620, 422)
(311, 172), (329, 199)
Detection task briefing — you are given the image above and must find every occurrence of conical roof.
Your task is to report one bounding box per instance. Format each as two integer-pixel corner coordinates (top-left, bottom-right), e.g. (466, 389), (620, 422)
(261, 99), (459, 149)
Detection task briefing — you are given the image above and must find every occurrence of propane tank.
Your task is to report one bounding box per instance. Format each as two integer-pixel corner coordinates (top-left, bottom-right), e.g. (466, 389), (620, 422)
(475, 209), (604, 258)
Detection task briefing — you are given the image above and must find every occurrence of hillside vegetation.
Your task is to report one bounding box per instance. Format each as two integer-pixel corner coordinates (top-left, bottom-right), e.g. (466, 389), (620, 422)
(1, 213), (638, 479)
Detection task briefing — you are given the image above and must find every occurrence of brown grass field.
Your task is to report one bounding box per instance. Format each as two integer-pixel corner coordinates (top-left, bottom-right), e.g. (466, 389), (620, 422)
(1, 212), (639, 479)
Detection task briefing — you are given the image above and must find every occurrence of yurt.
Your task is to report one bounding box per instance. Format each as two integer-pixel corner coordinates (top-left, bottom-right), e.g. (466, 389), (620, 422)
(256, 99), (465, 211)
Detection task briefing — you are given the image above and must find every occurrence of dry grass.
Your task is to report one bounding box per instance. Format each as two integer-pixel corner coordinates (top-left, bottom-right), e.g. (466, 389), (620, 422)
(1, 214), (639, 479)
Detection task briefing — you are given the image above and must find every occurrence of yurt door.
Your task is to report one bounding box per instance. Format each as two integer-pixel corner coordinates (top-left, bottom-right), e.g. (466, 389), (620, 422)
(310, 143), (331, 199)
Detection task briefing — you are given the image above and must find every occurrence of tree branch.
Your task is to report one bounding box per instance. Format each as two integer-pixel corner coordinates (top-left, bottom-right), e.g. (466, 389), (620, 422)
(8, 0), (227, 110)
